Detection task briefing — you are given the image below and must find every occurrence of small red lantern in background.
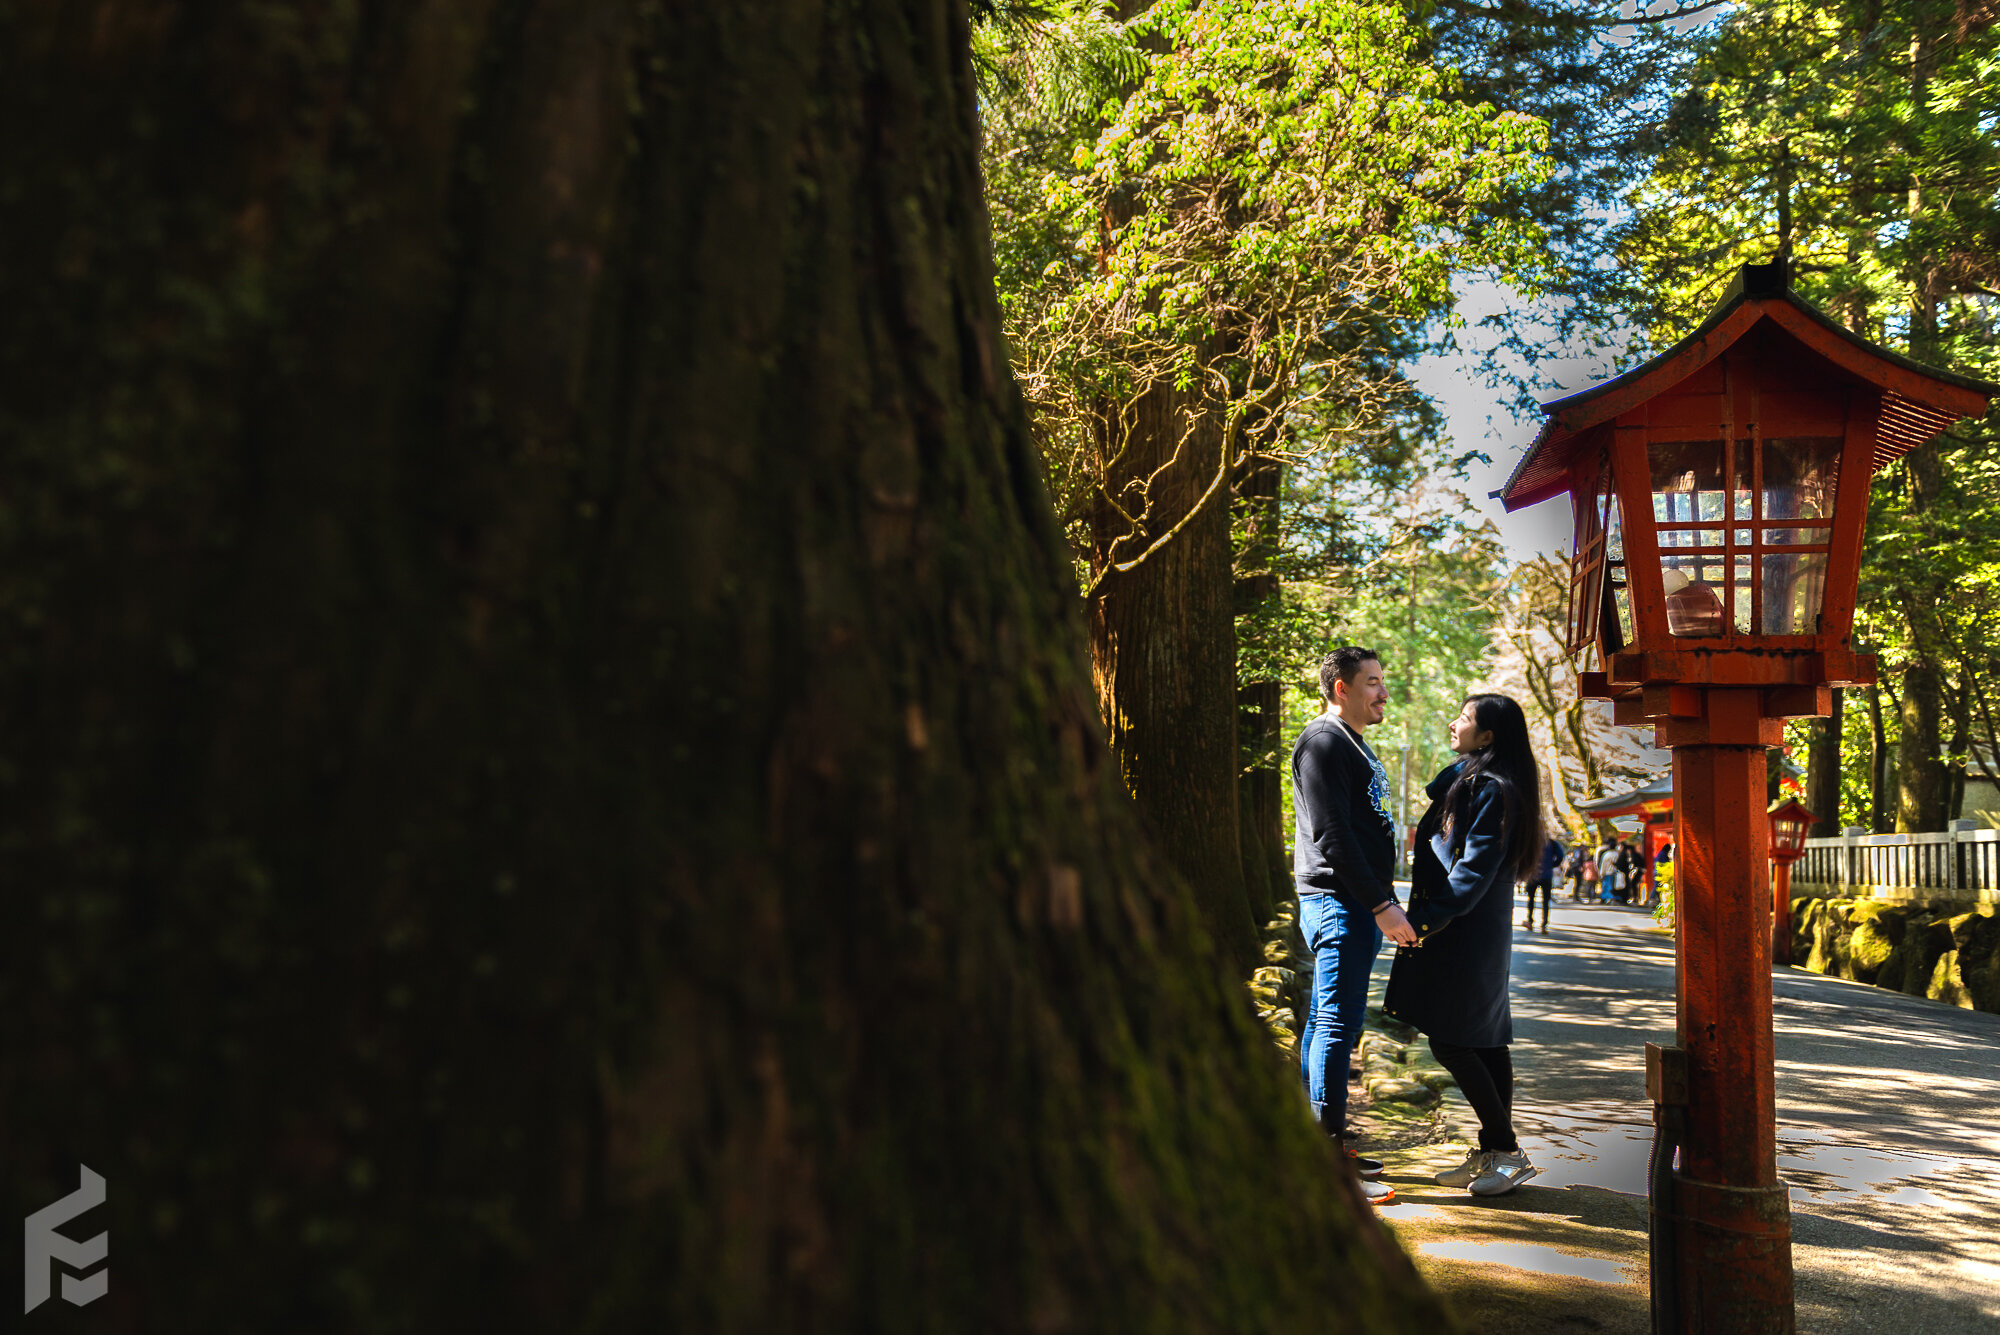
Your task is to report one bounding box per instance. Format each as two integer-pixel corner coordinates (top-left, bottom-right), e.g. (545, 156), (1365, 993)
(1767, 797), (1814, 968)
(1767, 798), (1813, 861)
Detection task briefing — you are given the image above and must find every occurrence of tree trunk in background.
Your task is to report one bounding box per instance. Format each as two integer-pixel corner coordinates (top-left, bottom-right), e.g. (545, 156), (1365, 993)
(1238, 675), (1283, 927)
(0, 3), (1446, 1330)
(1892, 16), (1951, 834)
(1895, 446), (1952, 833)
(1806, 688), (1844, 837)
(1868, 685), (1893, 833)
(1090, 385), (1256, 966)
(1236, 450), (1287, 927)
(1947, 673), (1971, 824)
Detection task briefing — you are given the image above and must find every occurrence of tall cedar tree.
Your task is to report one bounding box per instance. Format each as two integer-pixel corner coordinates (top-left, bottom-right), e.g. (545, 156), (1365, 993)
(0, 2), (1451, 1331)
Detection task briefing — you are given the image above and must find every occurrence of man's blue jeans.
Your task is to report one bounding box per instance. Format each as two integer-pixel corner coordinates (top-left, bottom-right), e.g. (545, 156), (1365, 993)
(1298, 891), (1382, 1136)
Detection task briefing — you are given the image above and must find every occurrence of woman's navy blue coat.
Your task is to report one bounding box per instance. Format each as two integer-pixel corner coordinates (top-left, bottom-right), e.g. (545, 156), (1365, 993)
(1384, 760), (1518, 1048)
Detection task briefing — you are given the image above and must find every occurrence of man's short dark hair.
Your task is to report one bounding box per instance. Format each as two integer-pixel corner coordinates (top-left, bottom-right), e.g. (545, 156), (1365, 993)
(1319, 646), (1378, 703)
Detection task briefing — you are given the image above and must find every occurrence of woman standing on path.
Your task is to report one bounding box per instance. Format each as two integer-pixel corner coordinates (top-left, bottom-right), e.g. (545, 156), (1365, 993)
(1384, 693), (1546, 1197)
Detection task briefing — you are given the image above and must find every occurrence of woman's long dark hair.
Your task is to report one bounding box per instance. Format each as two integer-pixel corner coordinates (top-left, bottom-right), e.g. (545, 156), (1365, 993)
(1442, 693), (1546, 879)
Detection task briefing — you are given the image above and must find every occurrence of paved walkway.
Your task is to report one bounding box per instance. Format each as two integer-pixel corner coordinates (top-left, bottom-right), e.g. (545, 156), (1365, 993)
(1358, 900), (2000, 1333)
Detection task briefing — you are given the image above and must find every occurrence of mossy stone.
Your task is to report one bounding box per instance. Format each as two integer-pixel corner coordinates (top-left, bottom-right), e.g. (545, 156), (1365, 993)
(1800, 900), (1834, 974)
(1368, 1078), (1435, 1105)
(1946, 906), (1999, 956)
(1849, 899), (1906, 944)
(1962, 946), (2000, 1014)
(1847, 920), (1895, 981)
(1927, 949), (1970, 1008)
(1905, 917), (1954, 996)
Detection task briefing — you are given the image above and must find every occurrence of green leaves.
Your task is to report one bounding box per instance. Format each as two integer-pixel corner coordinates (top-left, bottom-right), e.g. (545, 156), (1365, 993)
(982, 0), (1552, 564)
(1617, 0), (2000, 825)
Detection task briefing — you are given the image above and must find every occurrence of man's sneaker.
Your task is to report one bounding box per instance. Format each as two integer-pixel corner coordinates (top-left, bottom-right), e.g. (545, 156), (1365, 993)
(1362, 1177), (1396, 1205)
(1344, 1146), (1385, 1180)
(1468, 1150), (1538, 1197)
(1434, 1148), (1489, 1188)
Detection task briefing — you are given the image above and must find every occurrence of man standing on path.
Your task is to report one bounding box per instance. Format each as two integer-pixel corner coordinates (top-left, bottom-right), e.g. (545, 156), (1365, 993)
(1523, 836), (1562, 933)
(1291, 647), (1417, 1205)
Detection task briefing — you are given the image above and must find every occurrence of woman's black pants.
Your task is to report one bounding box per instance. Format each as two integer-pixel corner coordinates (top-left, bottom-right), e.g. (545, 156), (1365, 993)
(1428, 1040), (1517, 1152)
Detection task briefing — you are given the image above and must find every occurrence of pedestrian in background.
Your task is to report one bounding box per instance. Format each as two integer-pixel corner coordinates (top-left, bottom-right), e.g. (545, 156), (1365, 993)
(1616, 840), (1644, 905)
(1384, 693), (1547, 1198)
(1523, 835), (1561, 933)
(1595, 838), (1623, 904)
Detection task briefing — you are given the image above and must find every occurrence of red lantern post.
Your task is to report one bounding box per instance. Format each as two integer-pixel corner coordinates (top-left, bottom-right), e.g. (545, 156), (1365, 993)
(1767, 798), (1814, 966)
(1496, 261), (1996, 1335)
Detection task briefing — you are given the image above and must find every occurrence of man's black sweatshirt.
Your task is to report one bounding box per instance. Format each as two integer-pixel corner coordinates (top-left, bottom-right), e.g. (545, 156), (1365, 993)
(1289, 715), (1397, 914)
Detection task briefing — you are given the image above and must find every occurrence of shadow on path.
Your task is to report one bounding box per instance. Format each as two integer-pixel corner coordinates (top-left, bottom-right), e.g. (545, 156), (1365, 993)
(1361, 899), (2000, 1334)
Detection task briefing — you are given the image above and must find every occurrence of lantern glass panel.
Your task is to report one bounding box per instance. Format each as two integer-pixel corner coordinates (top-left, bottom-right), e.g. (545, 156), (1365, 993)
(1762, 551), (1829, 635)
(1762, 438), (1841, 522)
(1568, 457), (1610, 649)
(1650, 439), (1728, 637)
(1651, 439), (1726, 524)
(1732, 554), (1753, 633)
(1605, 488), (1633, 646)
(1764, 525), (1831, 546)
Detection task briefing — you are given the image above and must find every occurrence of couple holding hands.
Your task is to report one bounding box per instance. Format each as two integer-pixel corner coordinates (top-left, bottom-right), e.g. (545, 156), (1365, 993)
(1290, 646), (1544, 1205)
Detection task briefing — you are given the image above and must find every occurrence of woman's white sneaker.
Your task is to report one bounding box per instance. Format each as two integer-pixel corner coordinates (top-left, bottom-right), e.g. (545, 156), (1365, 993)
(1434, 1148), (1489, 1188)
(1468, 1150), (1538, 1196)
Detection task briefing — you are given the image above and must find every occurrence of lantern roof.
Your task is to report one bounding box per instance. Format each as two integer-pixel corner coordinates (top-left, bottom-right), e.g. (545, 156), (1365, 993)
(1496, 261), (2000, 512)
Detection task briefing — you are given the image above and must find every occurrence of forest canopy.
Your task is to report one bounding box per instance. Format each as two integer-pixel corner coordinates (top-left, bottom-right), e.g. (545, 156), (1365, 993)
(975, 0), (2000, 858)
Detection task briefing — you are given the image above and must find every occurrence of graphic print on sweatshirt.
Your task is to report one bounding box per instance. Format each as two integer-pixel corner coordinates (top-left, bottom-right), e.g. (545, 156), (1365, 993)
(1344, 721), (1394, 833)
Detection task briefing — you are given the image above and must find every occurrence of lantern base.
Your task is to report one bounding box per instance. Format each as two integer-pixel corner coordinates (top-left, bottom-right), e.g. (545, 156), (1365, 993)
(1672, 1175), (1796, 1335)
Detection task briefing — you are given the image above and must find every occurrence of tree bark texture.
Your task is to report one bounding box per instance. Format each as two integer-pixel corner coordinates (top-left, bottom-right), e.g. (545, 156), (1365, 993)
(1868, 684), (1895, 833)
(1947, 673), (1970, 823)
(1089, 384), (1256, 965)
(1897, 660), (1949, 831)
(1238, 676), (1284, 926)
(1806, 688), (1844, 838)
(1235, 450), (1287, 927)
(1893, 439), (1951, 833)
(0, 3), (1442, 1331)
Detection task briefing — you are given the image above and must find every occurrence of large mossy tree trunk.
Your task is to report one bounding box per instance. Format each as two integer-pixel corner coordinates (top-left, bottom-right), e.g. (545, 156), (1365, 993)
(0, 2), (1443, 1331)
(1089, 384), (1258, 967)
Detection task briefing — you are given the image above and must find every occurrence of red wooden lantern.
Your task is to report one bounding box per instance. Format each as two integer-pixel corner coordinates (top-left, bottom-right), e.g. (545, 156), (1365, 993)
(1766, 796), (1814, 971)
(1502, 260), (1993, 714)
(1766, 797), (1813, 866)
(1496, 260), (1996, 1335)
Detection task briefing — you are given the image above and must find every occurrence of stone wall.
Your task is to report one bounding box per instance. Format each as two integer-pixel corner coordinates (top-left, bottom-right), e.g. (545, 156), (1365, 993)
(1790, 897), (2000, 1014)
